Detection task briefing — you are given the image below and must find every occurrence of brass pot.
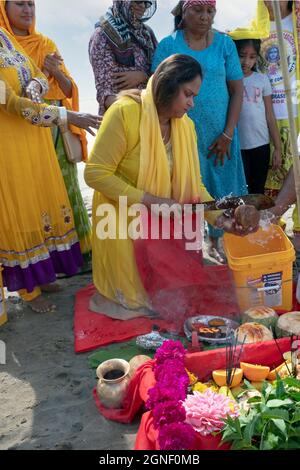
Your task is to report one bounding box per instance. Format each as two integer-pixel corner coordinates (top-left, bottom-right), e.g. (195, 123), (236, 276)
(96, 359), (131, 409)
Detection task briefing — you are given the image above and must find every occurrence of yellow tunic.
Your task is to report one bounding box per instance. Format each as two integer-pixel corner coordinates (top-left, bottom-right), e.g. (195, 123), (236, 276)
(85, 97), (218, 309)
(0, 28), (82, 294)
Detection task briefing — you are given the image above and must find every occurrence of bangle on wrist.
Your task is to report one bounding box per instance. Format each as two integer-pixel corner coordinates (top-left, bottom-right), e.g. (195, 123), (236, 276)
(222, 131), (233, 142)
(58, 106), (68, 129)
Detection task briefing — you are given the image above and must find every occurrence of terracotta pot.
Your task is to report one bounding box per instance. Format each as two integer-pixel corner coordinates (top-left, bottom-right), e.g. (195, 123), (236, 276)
(96, 359), (131, 409)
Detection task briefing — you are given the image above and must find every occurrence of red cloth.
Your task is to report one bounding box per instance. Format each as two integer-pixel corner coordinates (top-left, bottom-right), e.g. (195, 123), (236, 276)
(93, 361), (155, 424)
(74, 285), (170, 352)
(134, 413), (231, 451)
(134, 219), (240, 321)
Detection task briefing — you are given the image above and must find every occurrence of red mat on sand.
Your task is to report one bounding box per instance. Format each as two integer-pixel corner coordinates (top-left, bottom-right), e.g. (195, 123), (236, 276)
(74, 284), (170, 353)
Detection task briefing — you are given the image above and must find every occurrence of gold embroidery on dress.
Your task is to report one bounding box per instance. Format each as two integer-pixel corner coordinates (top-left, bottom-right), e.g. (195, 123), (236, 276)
(41, 212), (52, 234)
(61, 206), (72, 225)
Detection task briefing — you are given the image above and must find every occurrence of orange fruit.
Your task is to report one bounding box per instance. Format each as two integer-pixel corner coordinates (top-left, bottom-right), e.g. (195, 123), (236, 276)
(212, 368), (243, 388)
(267, 361), (292, 381)
(240, 362), (270, 382)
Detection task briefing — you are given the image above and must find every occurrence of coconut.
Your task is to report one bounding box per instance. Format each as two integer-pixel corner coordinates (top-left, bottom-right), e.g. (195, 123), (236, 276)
(234, 205), (260, 230)
(275, 312), (300, 338)
(235, 322), (273, 344)
(242, 306), (278, 329)
(128, 355), (151, 377)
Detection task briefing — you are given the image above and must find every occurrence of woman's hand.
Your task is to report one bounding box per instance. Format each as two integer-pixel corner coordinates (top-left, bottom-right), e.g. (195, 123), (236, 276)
(142, 193), (178, 209)
(142, 193), (183, 216)
(208, 133), (231, 166)
(112, 71), (148, 91)
(25, 80), (43, 104)
(67, 111), (102, 136)
(43, 52), (63, 77)
(272, 148), (282, 171)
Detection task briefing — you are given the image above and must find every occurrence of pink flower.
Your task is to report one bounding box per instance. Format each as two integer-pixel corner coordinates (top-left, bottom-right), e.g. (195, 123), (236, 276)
(152, 401), (186, 428)
(183, 389), (240, 436)
(158, 423), (196, 451)
(155, 340), (186, 365)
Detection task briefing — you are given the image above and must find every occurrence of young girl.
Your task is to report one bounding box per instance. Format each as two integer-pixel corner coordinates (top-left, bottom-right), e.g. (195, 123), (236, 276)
(235, 39), (282, 195)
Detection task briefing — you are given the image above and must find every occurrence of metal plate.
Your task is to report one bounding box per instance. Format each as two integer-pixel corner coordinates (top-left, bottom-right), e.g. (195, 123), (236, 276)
(184, 315), (240, 344)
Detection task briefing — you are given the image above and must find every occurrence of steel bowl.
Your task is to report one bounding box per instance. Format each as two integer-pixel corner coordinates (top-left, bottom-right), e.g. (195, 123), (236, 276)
(184, 315), (240, 344)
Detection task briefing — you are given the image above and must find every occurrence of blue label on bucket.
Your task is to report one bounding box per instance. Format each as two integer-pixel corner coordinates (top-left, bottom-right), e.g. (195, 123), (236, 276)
(262, 272), (282, 307)
(262, 272), (282, 283)
(248, 272), (283, 307)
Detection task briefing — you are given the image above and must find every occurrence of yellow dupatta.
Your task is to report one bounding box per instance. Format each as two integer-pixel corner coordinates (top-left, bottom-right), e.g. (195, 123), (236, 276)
(138, 77), (209, 204)
(0, 1), (88, 160)
(229, 0), (300, 132)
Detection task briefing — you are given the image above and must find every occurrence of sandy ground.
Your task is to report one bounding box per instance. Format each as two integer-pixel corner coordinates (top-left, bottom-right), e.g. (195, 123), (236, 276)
(0, 273), (142, 450)
(0, 168), (296, 450)
(0, 173), (140, 451)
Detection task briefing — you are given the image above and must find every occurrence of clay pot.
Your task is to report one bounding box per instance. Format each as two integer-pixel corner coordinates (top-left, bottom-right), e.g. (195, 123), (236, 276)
(96, 359), (131, 409)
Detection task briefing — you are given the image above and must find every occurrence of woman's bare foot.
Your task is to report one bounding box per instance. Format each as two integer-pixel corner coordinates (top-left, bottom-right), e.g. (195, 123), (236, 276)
(208, 247), (225, 264)
(26, 295), (57, 313)
(40, 282), (62, 293)
(208, 236), (225, 264)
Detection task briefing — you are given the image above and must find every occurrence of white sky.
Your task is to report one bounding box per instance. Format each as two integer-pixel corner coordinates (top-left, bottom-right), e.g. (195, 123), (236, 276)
(33, 0), (258, 114)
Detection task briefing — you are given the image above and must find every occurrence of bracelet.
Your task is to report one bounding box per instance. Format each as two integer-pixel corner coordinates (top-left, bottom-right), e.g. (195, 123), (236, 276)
(222, 131), (233, 142)
(58, 106), (68, 129)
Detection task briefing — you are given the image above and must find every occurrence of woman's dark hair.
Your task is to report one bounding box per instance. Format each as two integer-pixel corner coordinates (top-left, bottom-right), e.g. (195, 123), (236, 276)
(173, 1), (184, 31)
(288, 1), (293, 12)
(234, 39), (261, 71)
(152, 54), (202, 111)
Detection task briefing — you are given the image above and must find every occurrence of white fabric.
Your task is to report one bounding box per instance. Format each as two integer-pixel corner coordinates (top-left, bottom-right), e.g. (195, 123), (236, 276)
(260, 13), (298, 120)
(238, 71), (272, 150)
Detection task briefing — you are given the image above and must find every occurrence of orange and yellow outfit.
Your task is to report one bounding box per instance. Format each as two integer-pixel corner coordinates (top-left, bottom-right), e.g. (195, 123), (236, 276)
(0, 27), (82, 300)
(0, 1), (91, 259)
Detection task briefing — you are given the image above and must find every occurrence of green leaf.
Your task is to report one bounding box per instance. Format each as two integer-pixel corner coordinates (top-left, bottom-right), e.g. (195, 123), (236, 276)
(291, 410), (300, 424)
(244, 415), (260, 445)
(276, 377), (286, 398)
(265, 432), (279, 449)
(221, 429), (237, 442)
(271, 419), (287, 437)
(267, 399), (293, 408)
(243, 379), (256, 390)
(261, 408), (290, 421)
(260, 422), (269, 450)
(231, 440), (257, 450)
(287, 439), (300, 449)
(263, 382), (275, 401)
(247, 396), (262, 404)
(289, 392), (300, 402)
(284, 377), (300, 389)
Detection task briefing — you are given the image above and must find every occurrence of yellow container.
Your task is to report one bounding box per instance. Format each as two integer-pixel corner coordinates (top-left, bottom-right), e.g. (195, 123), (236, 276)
(0, 265), (7, 327)
(223, 225), (295, 312)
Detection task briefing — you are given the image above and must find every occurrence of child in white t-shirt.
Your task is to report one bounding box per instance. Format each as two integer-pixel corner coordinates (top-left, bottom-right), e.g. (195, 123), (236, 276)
(235, 39), (281, 195)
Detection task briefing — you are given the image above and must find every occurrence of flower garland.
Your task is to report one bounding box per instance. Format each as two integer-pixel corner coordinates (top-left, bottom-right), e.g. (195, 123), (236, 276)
(146, 340), (240, 450)
(146, 340), (196, 450)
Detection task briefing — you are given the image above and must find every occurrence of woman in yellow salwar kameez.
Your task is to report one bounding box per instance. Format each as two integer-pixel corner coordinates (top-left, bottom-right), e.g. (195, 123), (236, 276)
(230, 1), (300, 235)
(0, 0), (92, 269)
(0, 27), (100, 312)
(85, 54), (255, 319)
